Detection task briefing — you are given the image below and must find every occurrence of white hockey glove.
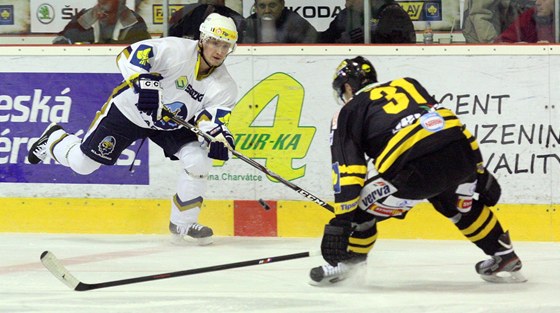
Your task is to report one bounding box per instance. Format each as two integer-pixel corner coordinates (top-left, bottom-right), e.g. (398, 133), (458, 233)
(206, 125), (235, 161)
(134, 73), (163, 120)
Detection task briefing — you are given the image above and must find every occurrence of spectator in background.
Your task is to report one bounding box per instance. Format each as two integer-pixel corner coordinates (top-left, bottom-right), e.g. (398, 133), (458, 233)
(168, 0), (213, 26)
(319, 0), (416, 44)
(242, 0), (318, 43)
(463, 0), (535, 43)
(168, 1), (245, 42)
(494, 0), (554, 43)
(52, 0), (151, 44)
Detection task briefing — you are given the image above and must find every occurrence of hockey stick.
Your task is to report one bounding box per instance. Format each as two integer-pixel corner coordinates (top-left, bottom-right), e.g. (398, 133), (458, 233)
(162, 111), (335, 213)
(40, 250), (316, 291)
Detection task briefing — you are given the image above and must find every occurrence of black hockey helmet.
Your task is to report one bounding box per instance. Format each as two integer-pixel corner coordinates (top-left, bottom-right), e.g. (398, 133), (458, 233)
(332, 56), (378, 101)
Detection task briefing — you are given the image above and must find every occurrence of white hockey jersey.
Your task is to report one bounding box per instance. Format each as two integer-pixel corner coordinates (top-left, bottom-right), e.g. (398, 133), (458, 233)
(113, 37), (237, 133)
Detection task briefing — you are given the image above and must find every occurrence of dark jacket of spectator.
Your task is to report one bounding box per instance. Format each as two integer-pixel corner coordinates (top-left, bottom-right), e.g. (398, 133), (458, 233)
(52, 3), (150, 44)
(494, 7), (555, 42)
(319, 1), (415, 44)
(168, 4), (246, 42)
(242, 8), (318, 43)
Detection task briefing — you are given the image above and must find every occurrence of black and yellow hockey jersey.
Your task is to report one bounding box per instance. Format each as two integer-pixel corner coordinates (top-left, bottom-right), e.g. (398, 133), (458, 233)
(330, 77), (481, 215)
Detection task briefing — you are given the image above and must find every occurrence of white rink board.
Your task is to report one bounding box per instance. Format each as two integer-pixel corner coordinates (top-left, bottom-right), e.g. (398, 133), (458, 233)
(0, 46), (558, 204)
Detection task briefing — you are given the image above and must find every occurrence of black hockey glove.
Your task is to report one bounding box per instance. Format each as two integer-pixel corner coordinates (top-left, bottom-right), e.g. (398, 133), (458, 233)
(206, 125), (235, 161)
(134, 73), (163, 120)
(476, 169), (501, 207)
(321, 218), (355, 266)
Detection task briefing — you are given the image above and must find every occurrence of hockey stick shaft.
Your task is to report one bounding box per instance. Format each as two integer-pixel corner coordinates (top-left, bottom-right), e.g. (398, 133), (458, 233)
(163, 112), (334, 213)
(41, 250), (315, 291)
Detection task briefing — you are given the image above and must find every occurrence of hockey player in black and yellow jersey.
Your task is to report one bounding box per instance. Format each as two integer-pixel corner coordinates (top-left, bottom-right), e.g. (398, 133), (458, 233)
(309, 56), (526, 285)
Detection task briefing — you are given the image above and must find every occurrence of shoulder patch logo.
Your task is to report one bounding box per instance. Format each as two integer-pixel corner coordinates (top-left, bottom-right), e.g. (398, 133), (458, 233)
(131, 45), (154, 71)
(215, 109), (231, 126)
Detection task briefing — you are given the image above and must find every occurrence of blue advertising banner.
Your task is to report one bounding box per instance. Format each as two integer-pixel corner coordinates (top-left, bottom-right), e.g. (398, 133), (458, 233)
(0, 73), (149, 185)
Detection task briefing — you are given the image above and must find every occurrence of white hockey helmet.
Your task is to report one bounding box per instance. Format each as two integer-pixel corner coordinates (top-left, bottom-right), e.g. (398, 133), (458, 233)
(199, 13), (238, 45)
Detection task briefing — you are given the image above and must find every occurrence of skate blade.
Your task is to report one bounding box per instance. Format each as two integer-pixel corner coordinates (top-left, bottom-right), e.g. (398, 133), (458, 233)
(170, 234), (214, 246)
(308, 276), (346, 286)
(480, 270), (527, 283)
(308, 262), (367, 287)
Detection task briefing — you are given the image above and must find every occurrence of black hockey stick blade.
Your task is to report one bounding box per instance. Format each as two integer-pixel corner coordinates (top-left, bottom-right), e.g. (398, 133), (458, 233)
(161, 111), (335, 213)
(41, 250), (317, 291)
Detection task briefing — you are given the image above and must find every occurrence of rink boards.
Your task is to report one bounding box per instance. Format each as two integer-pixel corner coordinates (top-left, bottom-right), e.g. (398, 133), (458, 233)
(1, 198), (558, 241)
(1, 45), (559, 242)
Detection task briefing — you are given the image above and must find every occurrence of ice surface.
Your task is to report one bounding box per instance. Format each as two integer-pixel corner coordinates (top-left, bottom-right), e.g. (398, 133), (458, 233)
(1, 234), (559, 313)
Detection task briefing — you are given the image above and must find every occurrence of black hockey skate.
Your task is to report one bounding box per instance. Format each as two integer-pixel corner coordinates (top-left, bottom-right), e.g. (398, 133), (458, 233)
(475, 231), (527, 283)
(169, 222), (214, 246)
(28, 123), (63, 164)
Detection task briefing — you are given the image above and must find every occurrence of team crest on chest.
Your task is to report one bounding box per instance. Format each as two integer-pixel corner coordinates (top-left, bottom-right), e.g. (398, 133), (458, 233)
(175, 76), (188, 89)
(174, 76), (204, 102)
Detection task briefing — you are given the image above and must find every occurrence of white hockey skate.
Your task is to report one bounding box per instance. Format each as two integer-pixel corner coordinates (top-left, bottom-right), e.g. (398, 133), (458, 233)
(309, 258), (366, 286)
(28, 123), (63, 164)
(169, 222), (214, 246)
(475, 231), (527, 283)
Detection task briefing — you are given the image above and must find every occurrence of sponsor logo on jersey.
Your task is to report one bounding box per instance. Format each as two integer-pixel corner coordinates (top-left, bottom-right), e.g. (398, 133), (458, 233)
(340, 200), (358, 211)
(393, 113), (421, 134)
(185, 84), (204, 102)
(360, 182), (394, 208)
(92, 136), (116, 160)
(367, 204), (407, 217)
(175, 76), (204, 102)
(175, 76), (188, 89)
(332, 162), (341, 193)
(456, 196), (473, 213)
(419, 111), (444, 132)
(131, 45), (154, 71)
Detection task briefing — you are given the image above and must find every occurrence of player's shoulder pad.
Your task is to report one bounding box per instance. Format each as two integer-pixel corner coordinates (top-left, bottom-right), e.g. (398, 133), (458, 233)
(401, 76), (422, 85)
(205, 69), (238, 106)
(127, 37), (192, 72)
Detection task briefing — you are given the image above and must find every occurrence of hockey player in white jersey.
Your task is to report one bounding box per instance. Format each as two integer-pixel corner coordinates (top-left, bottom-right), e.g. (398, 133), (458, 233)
(27, 13), (239, 246)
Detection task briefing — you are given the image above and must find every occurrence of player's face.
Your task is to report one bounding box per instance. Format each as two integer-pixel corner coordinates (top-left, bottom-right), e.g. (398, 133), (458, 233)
(96, 0), (120, 24)
(535, 0), (554, 16)
(255, 0), (284, 20)
(202, 38), (233, 66)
